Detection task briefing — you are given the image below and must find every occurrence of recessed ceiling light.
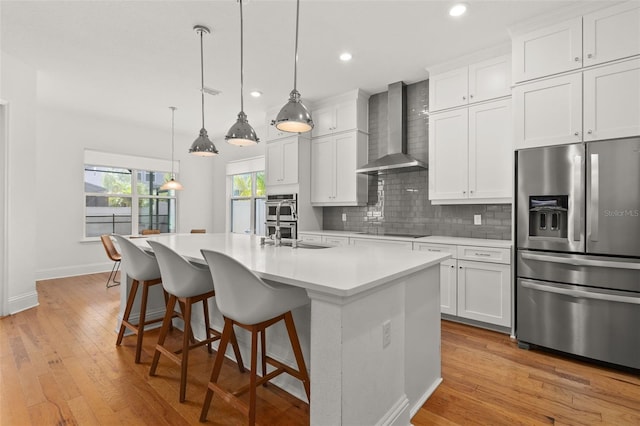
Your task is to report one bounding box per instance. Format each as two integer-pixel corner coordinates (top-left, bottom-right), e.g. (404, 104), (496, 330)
(250, 91), (262, 98)
(339, 52), (352, 62)
(449, 3), (467, 17)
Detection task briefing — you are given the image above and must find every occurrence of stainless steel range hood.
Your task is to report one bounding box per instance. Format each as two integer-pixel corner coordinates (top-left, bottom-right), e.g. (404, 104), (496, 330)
(356, 81), (426, 175)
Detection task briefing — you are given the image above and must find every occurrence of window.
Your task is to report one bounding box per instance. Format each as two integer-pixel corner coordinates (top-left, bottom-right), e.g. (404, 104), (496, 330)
(83, 150), (179, 238)
(230, 171), (265, 235)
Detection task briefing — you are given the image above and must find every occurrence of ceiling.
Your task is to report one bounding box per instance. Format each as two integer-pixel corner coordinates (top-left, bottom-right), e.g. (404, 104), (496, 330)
(1, 0), (600, 140)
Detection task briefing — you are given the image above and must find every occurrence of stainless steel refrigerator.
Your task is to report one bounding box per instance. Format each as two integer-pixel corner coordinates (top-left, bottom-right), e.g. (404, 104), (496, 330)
(515, 137), (640, 369)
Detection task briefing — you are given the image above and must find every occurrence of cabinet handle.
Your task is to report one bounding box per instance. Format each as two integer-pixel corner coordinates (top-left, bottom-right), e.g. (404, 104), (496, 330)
(470, 190), (474, 194)
(574, 56), (580, 62)
(587, 129), (593, 134)
(427, 248), (441, 252)
(459, 266), (463, 269)
(462, 96), (466, 101)
(450, 265), (455, 268)
(462, 191), (466, 194)
(574, 131), (580, 136)
(587, 53), (593, 59)
(469, 94), (474, 99)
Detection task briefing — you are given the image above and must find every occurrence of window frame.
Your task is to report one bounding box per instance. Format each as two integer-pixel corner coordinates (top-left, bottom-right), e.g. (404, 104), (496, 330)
(226, 156), (265, 236)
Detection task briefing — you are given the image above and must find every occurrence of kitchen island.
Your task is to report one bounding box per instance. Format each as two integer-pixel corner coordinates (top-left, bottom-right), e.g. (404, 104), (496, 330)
(123, 233), (450, 425)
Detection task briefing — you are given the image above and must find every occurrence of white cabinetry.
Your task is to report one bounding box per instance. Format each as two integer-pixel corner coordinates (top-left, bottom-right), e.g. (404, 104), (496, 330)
(312, 99), (364, 138)
(429, 55), (511, 112)
(514, 59), (640, 149)
(265, 135), (302, 186)
(414, 241), (512, 328)
(429, 99), (512, 203)
(298, 233), (322, 243)
(311, 131), (368, 206)
(512, 2), (640, 83)
(350, 237), (413, 250)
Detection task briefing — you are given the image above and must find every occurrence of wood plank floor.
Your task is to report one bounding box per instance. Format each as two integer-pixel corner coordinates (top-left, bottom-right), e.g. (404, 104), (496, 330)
(1, 273), (639, 425)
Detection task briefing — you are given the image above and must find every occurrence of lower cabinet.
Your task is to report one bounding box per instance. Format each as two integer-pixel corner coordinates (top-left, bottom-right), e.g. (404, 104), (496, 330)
(414, 241), (512, 329)
(457, 260), (511, 327)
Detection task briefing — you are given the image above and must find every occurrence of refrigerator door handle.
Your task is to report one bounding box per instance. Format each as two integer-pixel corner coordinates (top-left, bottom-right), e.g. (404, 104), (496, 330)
(520, 279), (640, 305)
(589, 153), (599, 241)
(571, 155), (582, 241)
(521, 252), (640, 270)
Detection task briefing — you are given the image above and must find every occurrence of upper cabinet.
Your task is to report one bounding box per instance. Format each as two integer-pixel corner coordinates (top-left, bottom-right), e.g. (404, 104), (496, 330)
(429, 99), (512, 204)
(429, 55), (511, 112)
(512, 2), (640, 83)
(311, 90), (369, 138)
(514, 58), (640, 149)
(265, 134), (308, 187)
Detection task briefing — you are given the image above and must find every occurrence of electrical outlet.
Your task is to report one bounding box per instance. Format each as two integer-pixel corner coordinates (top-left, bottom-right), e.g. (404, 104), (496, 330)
(342, 213), (347, 222)
(382, 320), (391, 348)
(474, 214), (482, 225)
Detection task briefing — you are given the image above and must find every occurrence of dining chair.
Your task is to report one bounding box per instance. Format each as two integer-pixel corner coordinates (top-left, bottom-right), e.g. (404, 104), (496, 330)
(141, 229), (161, 235)
(199, 249), (311, 425)
(113, 234), (178, 363)
(190, 229), (206, 234)
(100, 234), (121, 288)
(147, 241), (245, 403)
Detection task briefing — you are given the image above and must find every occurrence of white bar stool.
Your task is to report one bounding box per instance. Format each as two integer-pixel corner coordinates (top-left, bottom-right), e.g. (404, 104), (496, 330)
(113, 234), (176, 364)
(199, 249), (311, 425)
(147, 241), (245, 403)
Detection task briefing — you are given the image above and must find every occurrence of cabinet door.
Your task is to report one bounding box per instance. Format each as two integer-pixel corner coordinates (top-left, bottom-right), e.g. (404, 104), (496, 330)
(265, 141), (283, 185)
(468, 55), (511, 103)
(299, 233), (322, 243)
(468, 99), (512, 200)
(583, 2), (640, 67)
(512, 17), (582, 82)
(322, 235), (349, 246)
(280, 137), (299, 185)
(429, 66), (469, 112)
(333, 132), (358, 203)
(334, 100), (358, 133)
(428, 109), (469, 200)
(584, 59), (640, 141)
(310, 136), (335, 202)
(513, 73), (583, 149)
(457, 260), (511, 327)
(312, 106), (335, 138)
(440, 259), (458, 316)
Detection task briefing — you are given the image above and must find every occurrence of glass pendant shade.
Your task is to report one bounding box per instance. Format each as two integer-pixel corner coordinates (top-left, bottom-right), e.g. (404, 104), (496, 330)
(160, 106), (184, 191)
(226, 0), (259, 147)
(189, 25), (219, 156)
(274, 0), (313, 134)
(275, 89), (313, 133)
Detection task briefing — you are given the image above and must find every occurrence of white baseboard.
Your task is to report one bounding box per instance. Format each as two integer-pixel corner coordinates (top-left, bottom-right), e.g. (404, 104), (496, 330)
(410, 377), (443, 419)
(8, 290), (39, 314)
(36, 261), (113, 281)
(377, 394), (410, 426)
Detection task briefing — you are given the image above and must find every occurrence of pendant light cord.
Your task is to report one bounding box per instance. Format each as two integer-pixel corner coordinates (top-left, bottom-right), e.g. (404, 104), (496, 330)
(170, 107), (176, 177)
(293, 0), (300, 92)
(240, 0), (245, 112)
(199, 30), (205, 128)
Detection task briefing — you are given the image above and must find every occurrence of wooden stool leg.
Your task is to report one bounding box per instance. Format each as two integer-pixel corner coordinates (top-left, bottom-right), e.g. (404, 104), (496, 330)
(163, 289), (174, 331)
(179, 298), (193, 403)
(200, 318), (233, 422)
(260, 328), (267, 383)
(178, 300), (196, 344)
(229, 326), (245, 373)
(248, 326), (259, 426)
(135, 281), (150, 363)
(284, 312), (310, 400)
(116, 279), (139, 346)
(202, 298), (213, 354)
(150, 295), (177, 376)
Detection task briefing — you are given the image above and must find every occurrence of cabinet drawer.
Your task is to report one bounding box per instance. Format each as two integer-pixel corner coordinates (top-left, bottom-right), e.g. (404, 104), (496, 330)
(299, 234), (322, 243)
(413, 243), (458, 258)
(322, 235), (349, 246)
(457, 245), (510, 264)
(349, 237), (413, 250)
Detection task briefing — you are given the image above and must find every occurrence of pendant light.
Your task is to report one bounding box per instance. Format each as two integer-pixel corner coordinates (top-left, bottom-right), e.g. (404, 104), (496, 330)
(189, 25), (219, 156)
(274, 0), (313, 133)
(225, 0), (259, 146)
(160, 106), (184, 191)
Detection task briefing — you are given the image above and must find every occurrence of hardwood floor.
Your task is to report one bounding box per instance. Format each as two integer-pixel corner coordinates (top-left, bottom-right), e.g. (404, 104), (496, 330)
(1, 273), (638, 425)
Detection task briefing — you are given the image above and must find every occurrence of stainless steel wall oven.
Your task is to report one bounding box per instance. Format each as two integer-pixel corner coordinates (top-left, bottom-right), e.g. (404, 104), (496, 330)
(265, 193), (297, 240)
(515, 137), (640, 370)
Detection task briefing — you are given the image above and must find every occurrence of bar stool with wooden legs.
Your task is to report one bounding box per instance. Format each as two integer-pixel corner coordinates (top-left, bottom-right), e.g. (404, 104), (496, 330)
(113, 234), (178, 364)
(100, 234), (121, 288)
(147, 241), (245, 403)
(199, 249), (311, 425)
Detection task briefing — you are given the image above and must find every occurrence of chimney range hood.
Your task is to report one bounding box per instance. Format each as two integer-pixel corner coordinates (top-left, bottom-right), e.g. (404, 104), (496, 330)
(356, 81), (426, 175)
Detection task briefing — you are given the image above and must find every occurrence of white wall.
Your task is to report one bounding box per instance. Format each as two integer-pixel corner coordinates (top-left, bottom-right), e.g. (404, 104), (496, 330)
(1, 52), (38, 314)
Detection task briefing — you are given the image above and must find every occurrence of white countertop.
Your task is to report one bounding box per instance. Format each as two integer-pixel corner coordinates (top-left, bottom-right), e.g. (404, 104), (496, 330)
(131, 233), (450, 298)
(299, 230), (512, 248)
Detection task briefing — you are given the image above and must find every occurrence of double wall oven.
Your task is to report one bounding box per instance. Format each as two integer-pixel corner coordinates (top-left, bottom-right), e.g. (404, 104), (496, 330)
(516, 137), (640, 369)
(265, 194), (297, 240)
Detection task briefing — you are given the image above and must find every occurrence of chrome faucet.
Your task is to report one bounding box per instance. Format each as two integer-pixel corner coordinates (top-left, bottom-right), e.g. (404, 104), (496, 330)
(274, 200), (297, 246)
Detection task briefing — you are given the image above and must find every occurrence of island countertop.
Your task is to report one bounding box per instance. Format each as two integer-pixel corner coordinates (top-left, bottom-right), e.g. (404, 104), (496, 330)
(131, 232), (450, 298)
